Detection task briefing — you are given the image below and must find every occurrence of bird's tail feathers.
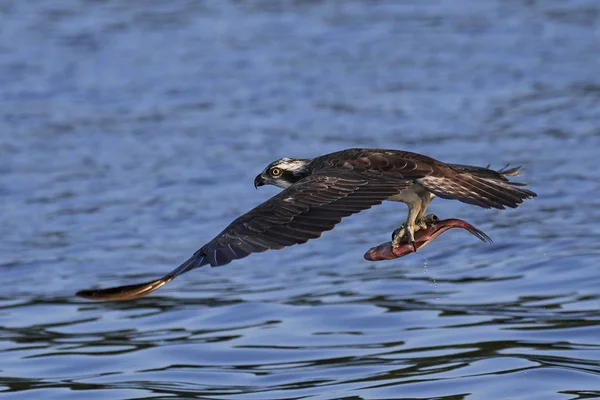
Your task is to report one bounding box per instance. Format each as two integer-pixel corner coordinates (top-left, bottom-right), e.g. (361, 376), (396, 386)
(495, 165), (522, 177)
(448, 163), (525, 181)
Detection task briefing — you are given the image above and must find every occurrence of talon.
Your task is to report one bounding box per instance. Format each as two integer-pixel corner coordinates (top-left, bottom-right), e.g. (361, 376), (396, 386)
(391, 223), (416, 250)
(414, 217), (430, 232)
(405, 225), (417, 252)
(404, 225), (415, 244)
(391, 234), (401, 249)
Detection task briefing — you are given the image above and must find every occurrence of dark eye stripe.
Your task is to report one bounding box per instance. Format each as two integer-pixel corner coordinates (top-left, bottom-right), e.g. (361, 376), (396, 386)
(281, 170), (298, 183)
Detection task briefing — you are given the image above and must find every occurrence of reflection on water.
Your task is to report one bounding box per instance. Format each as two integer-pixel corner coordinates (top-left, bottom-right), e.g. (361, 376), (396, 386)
(1, 0), (600, 399)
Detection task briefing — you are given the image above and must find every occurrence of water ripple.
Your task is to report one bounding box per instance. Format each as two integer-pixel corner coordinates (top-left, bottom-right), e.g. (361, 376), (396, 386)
(2, 0), (600, 399)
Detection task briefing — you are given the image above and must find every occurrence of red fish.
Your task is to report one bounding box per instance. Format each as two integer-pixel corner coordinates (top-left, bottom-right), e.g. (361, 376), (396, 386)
(364, 215), (492, 261)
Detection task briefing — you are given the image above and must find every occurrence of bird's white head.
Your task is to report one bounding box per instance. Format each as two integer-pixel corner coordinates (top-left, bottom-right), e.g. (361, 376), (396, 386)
(254, 157), (311, 189)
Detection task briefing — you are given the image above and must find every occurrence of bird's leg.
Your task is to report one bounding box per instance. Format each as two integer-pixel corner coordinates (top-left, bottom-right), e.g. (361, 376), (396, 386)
(391, 192), (437, 250)
(391, 195), (422, 250)
(414, 192), (435, 231)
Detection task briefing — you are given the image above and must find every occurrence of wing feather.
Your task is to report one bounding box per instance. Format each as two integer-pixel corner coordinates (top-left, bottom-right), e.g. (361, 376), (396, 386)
(199, 170), (409, 267)
(418, 174), (537, 209)
(77, 169), (411, 300)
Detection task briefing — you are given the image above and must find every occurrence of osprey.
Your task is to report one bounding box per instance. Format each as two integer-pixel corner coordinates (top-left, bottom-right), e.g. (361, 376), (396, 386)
(77, 148), (536, 301)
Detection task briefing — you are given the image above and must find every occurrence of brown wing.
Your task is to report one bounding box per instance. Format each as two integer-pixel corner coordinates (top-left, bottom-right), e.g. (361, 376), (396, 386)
(77, 169), (412, 301)
(310, 148), (444, 180)
(311, 148), (537, 209)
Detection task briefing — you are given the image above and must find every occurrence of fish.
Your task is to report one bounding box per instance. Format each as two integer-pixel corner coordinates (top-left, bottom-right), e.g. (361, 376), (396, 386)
(364, 215), (492, 261)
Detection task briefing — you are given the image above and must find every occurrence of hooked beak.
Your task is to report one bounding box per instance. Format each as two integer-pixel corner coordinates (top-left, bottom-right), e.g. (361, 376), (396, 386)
(254, 174), (266, 189)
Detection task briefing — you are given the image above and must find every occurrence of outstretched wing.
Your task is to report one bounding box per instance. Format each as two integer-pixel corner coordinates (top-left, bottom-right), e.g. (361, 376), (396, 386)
(77, 170), (412, 301)
(418, 167), (537, 209)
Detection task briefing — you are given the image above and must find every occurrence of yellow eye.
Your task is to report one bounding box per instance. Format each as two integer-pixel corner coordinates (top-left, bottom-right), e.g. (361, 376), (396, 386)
(270, 167), (282, 177)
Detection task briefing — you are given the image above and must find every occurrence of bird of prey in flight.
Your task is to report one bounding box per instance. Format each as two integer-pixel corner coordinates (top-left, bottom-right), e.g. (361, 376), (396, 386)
(77, 148), (536, 301)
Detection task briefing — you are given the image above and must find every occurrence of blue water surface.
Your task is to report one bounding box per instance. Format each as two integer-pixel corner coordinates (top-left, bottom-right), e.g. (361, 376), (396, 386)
(1, 1), (599, 399)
